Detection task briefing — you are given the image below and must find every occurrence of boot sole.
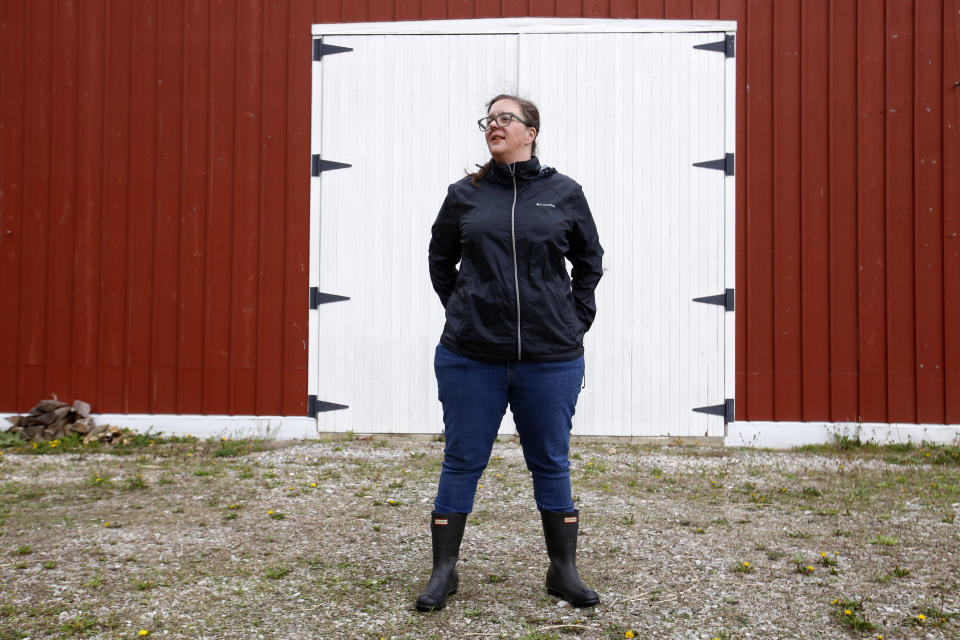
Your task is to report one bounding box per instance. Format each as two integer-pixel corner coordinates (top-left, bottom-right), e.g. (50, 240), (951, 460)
(415, 588), (458, 612)
(546, 587), (600, 608)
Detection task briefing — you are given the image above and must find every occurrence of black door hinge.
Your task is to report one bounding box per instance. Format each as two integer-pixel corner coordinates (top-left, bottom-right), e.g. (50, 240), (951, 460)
(309, 287), (350, 309)
(693, 288), (735, 312)
(313, 39), (353, 61)
(693, 34), (735, 58)
(312, 155), (352, 176)
(693, 153), (735, 176)
(307, 394), (349, 417)
(693, 398), (734, 423)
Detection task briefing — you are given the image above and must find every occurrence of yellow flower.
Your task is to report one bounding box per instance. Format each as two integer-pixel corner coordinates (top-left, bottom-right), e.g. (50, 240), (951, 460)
(807, 565), (814, 571)
(625, 632), (635, 639)
(742, 562), (750, 568)
(820, 552), (827, 558)
(844, 609), (852, 616)
(50, 440), (59, 447)
(876, 635), (884, 640)
(104, 521), (110, 527)
(917, 613), (926, 621)
(267, 510), (274, 515)
(310, 482), (317, 488)
(832, 598), (839, 604)
(138, 630), (149, 637)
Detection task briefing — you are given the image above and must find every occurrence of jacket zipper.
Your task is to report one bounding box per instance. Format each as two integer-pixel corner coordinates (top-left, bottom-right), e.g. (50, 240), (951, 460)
(509, 164), (521, 361)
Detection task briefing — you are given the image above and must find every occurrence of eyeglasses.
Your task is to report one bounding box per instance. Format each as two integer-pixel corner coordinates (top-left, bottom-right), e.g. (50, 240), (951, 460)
(477, 112), (532, 131)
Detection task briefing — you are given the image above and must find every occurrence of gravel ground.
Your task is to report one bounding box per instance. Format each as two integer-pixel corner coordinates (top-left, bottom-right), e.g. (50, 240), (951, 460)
(0, 436), (958, 640)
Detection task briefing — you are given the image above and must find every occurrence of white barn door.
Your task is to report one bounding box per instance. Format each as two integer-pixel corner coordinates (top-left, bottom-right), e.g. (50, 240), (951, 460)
(309, 20), (735, 437)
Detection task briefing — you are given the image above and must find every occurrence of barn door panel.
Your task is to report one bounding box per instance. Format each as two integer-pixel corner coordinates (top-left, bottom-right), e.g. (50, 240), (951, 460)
(311, 34), (519, 433)
(518, 32), (728, 437)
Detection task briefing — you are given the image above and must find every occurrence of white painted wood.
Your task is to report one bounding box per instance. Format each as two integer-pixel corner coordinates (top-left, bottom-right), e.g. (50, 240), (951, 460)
(308, 23), (734, 436)
(723, 32), (737, 425)
(313, 34), (518, 433)
(518, 31), (727, 437)
(727, 422), (960, 449)
(308, 48), (323, 404)
(312, 18), (737, 36)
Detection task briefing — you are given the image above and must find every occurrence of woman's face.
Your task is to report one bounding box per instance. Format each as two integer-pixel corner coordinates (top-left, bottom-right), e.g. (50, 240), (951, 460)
(485, 98), (537, 164)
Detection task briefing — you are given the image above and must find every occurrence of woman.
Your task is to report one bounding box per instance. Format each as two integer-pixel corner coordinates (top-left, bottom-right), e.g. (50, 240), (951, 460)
(417, 95), (604, 612)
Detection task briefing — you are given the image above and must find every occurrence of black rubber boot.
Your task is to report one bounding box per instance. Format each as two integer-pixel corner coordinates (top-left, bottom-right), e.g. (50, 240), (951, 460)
(415, 512), (467, 612)
(541, 510), (600, 607)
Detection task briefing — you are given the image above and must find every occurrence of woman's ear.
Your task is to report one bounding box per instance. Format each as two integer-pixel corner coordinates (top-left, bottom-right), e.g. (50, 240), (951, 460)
(526, 127), (537, 145)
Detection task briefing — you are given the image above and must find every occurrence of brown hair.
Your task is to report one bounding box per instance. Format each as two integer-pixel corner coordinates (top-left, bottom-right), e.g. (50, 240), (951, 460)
(469, 94), (540, 187)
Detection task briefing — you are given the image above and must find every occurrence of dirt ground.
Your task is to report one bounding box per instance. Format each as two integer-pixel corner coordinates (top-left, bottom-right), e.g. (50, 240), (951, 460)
(0, 435), (958, 640)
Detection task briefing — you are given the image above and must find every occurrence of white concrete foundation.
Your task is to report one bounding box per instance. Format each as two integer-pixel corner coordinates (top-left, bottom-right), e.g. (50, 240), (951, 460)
(726, 421), (960, 449)
(1, 414), (319, 441)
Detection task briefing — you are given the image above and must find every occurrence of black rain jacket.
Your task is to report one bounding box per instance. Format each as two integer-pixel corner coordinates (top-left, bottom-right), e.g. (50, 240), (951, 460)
(429, 156), (604, 363)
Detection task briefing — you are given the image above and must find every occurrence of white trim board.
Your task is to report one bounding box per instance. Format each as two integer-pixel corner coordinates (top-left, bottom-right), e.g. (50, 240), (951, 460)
(1, 414), (319, 441)
(312, 18), (737, 36)
(727, 422), (960, 449)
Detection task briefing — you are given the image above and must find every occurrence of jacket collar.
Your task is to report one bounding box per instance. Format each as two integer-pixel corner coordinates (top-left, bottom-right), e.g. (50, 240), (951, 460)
(487, 156), (544, 184)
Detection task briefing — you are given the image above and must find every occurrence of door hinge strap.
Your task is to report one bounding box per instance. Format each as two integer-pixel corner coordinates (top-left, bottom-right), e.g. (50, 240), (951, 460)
(310, 287), (350, 309)
(313, 39), (353, 61)
(693, 34), (735, 58)
(312, 155), (352, 176)
(308, 394), (349, 417)
(693, 398), (734, 424)
(693, 288), (735, 312)
(693, 153), (735, 176)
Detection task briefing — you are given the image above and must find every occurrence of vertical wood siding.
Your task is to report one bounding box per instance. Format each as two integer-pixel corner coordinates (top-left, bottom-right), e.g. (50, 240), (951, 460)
(0, 0), (957, 422)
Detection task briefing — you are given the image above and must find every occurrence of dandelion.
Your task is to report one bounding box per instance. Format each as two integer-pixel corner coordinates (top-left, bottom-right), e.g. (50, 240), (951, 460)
(742, 562), (750, 568)
(807, 565), (814, 572)
(267, 510), (274, 515)
(49, 440), (60, 448)
(139, 630), (150, 636)
(625, 632), (635, 639)
(916, 613), (926, 621)
(104, 521), (110, 527)
(876, 635), (883, 640)
(832, 598), (839, 604)
(844, 609), (852, 616)
(310, 482), (317, 488)
(820, 552), (827, 558)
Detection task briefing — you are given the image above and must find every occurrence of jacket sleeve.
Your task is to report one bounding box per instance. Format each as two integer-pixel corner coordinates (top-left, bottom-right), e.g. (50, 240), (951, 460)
(428, 186), (461, 308)
(566, 186), (604, 331)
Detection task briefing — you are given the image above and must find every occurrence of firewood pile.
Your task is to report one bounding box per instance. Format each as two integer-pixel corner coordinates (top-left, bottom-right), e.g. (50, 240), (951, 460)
(4, 398), (132, 445)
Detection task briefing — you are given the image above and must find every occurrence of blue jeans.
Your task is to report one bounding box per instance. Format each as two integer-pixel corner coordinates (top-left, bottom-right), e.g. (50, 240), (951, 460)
(432, 344), (585, 514)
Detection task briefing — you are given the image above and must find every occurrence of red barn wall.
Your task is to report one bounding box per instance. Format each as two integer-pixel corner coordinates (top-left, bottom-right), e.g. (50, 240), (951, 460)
(0, 1), (957, 422)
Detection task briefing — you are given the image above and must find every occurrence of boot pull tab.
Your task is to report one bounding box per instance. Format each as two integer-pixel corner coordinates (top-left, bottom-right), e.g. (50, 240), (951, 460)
(563, 516), (578, 524)
(434, 518), (449, 525)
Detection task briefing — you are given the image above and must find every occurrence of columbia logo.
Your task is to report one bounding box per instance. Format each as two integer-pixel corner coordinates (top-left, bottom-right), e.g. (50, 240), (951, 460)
(536, 202), (556, 208)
